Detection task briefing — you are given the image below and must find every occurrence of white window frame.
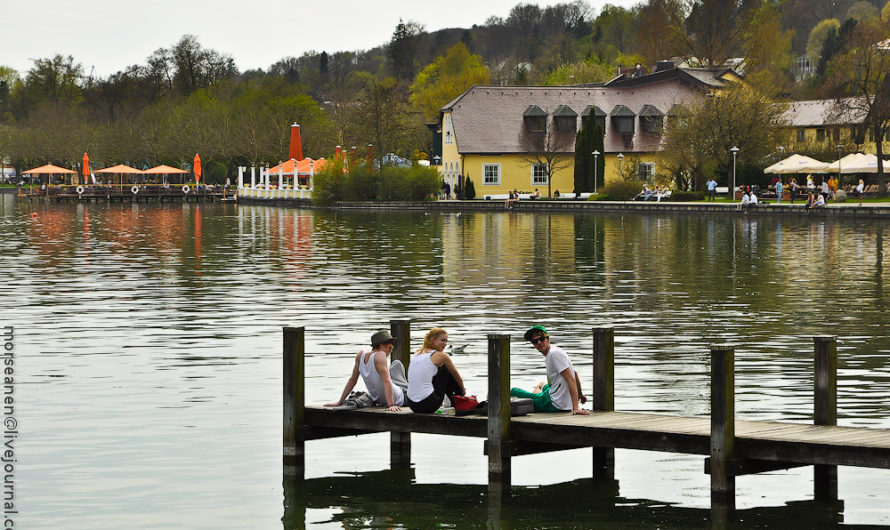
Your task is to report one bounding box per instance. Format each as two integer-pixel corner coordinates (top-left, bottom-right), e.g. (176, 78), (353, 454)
(638, 162), (655, 182)
(482, 163), (501, 185)
(531, 163), (548, 186)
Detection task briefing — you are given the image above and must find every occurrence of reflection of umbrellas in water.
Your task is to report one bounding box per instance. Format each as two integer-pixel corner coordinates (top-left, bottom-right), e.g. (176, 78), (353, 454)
(95, 164), (143, 190)
(144, 164), (188, 185)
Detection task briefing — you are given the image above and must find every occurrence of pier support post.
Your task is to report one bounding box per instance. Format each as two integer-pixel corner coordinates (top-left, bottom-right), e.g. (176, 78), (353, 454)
(390, 319), (412, 469)
(592, 327), (615, 480)
(283, 326), (305, 479)
(814, 335), (838, 502)
(710, 344), (735, 522)
(488, 334), (512, 503)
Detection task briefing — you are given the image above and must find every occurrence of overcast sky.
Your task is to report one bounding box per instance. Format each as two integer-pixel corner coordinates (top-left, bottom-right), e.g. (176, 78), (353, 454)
(3, 0), (639, 78)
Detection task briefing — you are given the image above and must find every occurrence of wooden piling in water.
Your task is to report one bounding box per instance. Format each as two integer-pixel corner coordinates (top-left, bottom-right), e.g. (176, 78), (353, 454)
(390, 319), (412, 468)
(283, 326), (305, 479)
(710, 344), (735, 521)
(814, 335), (838, 502)
(592, 327), (615, 480)
(487, 334), (512, 502)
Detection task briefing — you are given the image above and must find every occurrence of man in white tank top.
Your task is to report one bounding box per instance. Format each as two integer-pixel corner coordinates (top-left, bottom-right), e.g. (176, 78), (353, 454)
(510, 325), (589, 415)
(325, 330), (408, 411)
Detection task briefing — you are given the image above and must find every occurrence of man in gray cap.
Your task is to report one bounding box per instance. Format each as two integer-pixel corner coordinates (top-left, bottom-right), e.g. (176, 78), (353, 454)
(510, 325), (588, 415)
(325, 330), (409, 411)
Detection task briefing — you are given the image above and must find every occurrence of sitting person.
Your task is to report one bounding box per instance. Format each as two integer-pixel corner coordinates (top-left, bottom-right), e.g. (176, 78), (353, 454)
(325, 330), (408, 411)
(554, 189), (560, 198)
(634, 185), (650, 201)
(643, 186), (656, 201)
(805, 191), (825, 214)
(532, 188), (541, 200)
(407, 328), (466, 413)
(511, 325), (588, 414)
(746, 190), (758, 211)
(504, 191), (516, 210)
(737, 190), (750, 211)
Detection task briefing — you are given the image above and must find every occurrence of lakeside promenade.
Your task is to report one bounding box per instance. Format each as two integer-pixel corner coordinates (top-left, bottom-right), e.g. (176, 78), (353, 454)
(239, 195), (890, 218)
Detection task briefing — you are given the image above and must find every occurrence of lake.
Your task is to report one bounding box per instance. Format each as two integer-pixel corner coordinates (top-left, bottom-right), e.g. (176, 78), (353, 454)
(2, 196), (888, 528)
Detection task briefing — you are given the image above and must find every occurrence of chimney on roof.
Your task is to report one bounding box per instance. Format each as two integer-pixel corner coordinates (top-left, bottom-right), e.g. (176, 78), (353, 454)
(288, 123), (303, 161)
(655, 61), (675, 73)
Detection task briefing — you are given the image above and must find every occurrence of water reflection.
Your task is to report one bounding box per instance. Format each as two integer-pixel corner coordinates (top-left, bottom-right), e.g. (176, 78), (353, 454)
(1, 196), (888, 527)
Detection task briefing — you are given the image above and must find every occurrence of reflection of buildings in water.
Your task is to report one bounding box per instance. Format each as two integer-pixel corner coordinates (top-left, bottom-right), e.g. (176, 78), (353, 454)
(237, 205), (313, 284)
(440, 213), (578, 299)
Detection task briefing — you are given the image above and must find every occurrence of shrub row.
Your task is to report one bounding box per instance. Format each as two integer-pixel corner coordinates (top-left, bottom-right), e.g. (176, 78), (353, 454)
(312, 160), (441, 205)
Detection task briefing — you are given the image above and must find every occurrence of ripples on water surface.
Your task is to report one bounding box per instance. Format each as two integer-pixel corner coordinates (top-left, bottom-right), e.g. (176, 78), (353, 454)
(1, 195), (889, 528)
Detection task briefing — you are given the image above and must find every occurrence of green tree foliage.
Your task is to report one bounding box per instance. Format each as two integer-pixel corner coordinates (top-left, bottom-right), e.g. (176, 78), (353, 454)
(464, 175), (476, 199)
(846, 1), (880, 22)
(344, 76), (425, 162)
(808, 19), (841, 65)
(410, 42), (490, 121)
(573, 116), (604, 193)
(661, 85), (788, 191)
(741, 1), (795, 96)
(823, 14), (890, 192)
(312, 157), (439, 204)
(541, 60), (612, 85)
(388, 20), (423, 81)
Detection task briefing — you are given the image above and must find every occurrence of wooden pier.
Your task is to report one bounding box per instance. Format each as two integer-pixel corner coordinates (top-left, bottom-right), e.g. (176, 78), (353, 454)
(283, 323), (890, 522)
(17, 184), (232, 203)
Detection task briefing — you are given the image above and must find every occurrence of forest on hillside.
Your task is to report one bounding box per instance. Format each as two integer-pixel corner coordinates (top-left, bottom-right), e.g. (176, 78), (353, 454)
(1, 0), (888, 184)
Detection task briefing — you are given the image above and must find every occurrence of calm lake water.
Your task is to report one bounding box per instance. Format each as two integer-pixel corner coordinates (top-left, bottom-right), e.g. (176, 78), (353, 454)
(2, 195), (889, 528)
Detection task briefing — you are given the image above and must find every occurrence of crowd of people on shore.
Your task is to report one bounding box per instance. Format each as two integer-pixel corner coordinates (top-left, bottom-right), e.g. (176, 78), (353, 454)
(730, 173), (875, 211)
(325, 325), (589, 416)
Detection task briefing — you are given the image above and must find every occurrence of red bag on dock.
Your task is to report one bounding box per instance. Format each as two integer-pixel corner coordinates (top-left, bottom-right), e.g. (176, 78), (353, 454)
(452, 395), (480, 411)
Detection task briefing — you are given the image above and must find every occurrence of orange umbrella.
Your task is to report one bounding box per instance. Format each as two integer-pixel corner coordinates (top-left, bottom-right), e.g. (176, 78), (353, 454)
(82, 153), (90, 184)
(24, 164), (76, 187)
(23, 164), (76, 174)
(96, 164), (143, 190)
(145, 164), (189, 185)
(193, 154), (202, 184)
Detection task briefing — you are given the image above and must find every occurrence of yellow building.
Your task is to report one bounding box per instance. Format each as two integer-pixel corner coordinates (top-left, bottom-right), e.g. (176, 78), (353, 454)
(439, 64), (738, 197)
(782, 99), (890, 156)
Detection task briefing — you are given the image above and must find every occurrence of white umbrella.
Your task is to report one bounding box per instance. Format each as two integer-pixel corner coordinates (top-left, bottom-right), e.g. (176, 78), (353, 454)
(824, 153), (887, 173)
(764, 154), (829, 174)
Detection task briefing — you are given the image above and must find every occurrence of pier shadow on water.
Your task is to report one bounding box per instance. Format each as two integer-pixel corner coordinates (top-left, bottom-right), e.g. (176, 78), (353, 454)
(282, 469), (848, 529)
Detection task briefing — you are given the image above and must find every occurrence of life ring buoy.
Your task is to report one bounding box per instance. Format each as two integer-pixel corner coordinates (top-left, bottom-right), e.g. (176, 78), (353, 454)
(76, 185), (84, 195)
(182, 185), (190, 194)
(131, 185), (139, 194)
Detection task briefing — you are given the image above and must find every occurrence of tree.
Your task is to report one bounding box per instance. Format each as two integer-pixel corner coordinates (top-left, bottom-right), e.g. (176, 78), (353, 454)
(740, 1), (795, 96)
(807, 19), (841, 66)
(573, 116), (604, 194)
(636, 0), (686, 68)
(520, 117), (575, 198)
(823, 15), (890, 193)
(388, 20), (423, 81)
(345, 77), (424, 163)
(661, 85), (788, 191)
(409, 43), (489, 121)
(681, 0), (757, 67)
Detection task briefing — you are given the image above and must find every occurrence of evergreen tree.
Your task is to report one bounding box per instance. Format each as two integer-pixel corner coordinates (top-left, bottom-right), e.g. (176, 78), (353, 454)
(464, 176), (476, 199)
(573, 116), (604, 194)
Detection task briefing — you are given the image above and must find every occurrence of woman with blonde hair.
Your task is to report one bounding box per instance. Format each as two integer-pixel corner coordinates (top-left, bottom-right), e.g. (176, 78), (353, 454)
(407, 327), (466, 413)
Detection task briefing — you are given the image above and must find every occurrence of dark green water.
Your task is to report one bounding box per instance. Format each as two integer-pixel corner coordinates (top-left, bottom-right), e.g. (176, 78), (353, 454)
(1, 196), (888, 528)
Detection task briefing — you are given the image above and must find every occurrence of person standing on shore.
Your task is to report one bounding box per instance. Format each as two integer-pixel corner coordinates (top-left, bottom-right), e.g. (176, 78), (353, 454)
(856, 179), (865, 206)
(706, 178), (717, 201)
(790, 177), (800, 204)
(775, 179), (784, 204)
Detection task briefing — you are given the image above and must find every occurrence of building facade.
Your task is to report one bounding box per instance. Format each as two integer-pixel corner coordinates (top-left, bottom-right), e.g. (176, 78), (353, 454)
(439, 65), (739, 197)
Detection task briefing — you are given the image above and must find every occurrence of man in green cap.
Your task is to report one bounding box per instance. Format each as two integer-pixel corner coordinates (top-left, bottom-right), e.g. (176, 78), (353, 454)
(511, 325), (589, 415)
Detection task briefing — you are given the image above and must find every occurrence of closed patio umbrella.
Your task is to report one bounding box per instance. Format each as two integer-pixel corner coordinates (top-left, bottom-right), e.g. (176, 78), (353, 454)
(193, 154), (201, 185)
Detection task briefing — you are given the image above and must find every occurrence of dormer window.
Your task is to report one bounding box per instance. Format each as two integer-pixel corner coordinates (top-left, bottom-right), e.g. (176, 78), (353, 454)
(610, 105), (636, 134)
(581, 105), (607, 133)
(553, 105), (578, 132)
(523, 104), (547, 133)
(639, 105), (664, 135)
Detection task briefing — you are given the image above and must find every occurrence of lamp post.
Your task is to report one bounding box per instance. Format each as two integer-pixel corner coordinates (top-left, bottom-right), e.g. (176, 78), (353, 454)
(592, 150), (600, 194)
(617, 153), (624, 178)
(730, 146), (740, 201)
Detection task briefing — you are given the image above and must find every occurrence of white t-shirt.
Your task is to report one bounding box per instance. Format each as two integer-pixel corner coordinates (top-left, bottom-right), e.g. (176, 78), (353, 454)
(544, 345), (576, 411)
(407, 351), (439, 402)
(814, 195), (825, 206)
(740, 194), (750, 205)
(749, 193), (758, 205)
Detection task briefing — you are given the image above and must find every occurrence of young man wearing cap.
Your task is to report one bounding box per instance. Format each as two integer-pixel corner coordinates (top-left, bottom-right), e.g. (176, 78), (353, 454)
(325, 330), (409, 411)
(511, 325), (589, 415)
